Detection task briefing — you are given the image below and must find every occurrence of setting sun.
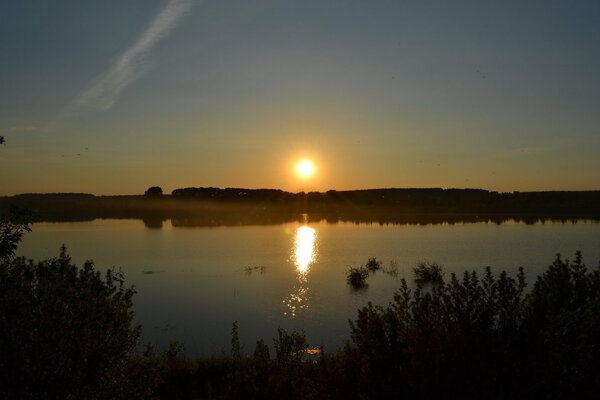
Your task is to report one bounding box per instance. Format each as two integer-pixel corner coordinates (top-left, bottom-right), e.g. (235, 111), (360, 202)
(295, 160), (315, 178)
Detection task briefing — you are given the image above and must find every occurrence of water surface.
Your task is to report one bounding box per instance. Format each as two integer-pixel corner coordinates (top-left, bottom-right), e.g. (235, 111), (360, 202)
(17, 218), (600, 355)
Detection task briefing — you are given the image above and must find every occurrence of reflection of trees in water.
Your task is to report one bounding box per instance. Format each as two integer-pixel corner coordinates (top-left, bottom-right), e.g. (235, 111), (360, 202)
(2, 191), (600, 226)
(163, 213), (599, 228)
(142, 218), (164, 229)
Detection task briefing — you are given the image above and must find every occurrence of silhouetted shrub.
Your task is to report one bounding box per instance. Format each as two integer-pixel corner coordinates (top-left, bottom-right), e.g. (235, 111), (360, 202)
(365, 257), (382, 272)
(0, 207), (33, 262)
(0, 246), (156, 399)
(346, 266), (370, 288)
(253, 339), (271, 366)
(412, 261), (444, 285)
(342, 253), (600, 398)
(274, 328), (308, 367)
(520, 252), (600, 396)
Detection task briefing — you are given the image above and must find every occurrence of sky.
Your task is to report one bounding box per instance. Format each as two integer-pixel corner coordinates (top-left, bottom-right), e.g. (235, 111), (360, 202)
(1, 0), (599, 195)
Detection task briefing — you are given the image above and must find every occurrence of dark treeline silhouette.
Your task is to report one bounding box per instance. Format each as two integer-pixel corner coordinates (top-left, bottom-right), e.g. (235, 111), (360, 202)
(171, 187), (600, 217)
(1, 187), (600, 226)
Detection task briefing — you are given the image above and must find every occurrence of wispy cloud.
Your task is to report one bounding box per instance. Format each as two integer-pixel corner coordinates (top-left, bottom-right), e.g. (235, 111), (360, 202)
(1, 125), (41, 133)
(64, 0), (194, 115)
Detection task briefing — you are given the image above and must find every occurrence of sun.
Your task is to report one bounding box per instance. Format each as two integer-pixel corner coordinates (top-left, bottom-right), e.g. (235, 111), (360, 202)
(295, 160), (315, 178)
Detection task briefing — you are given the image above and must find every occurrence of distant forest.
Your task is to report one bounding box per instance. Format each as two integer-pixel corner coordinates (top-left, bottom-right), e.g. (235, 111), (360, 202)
(1, 187), (599, 227)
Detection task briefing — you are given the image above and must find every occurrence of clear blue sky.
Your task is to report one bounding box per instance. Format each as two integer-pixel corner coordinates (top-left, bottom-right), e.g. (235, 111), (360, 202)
(1, 0), (599, 194)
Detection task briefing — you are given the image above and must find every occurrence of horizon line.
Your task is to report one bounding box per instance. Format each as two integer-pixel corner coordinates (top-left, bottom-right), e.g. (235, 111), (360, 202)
(3, 186), (600, 197)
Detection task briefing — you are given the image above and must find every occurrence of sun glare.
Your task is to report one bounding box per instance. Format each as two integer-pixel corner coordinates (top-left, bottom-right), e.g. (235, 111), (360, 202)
(295, 160), (315, 178)
(294, 226), (316, 274)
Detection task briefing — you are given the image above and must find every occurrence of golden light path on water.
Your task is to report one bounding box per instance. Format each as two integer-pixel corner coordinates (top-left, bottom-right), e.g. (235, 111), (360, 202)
(295, 226), (316, 273)
(284, 226), (317, 317)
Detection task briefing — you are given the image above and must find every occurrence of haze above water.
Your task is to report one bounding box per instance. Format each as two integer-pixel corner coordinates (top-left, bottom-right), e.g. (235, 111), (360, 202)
(18, 218), (600, 356)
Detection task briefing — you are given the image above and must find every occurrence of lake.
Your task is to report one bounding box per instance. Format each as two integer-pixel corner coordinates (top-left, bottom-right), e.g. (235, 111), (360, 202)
(17, 218), (600, 356)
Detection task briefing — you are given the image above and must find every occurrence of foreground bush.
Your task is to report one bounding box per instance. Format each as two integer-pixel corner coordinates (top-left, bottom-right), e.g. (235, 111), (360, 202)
(0, 207), (32, 263)
(345, 252), (600, 398)
(0, 246), (157, 400)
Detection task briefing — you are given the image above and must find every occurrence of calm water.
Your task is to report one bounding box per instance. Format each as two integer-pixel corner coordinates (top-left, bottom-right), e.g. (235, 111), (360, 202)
(17, 218), (600, 356)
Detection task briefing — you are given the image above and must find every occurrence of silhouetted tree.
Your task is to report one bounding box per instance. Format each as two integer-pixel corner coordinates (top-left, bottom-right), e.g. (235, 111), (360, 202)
(0, 246), (158, 399)
(144, 186), (163, 196)
(0, 208), (32, 262)
(0, 212), (157, 398)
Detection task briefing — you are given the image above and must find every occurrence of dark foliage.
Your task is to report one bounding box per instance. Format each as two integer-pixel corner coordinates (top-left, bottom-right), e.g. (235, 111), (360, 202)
(0, 207), (33, 262)
(346, 258), (383, 288)
(3, 188), (600, 227)
(365, 257), (382, 272)
(273, 328), (308, 367)
(412, 261), (444, 285)
(156, 328), (317, 400)
(346, 266), (370, 288)
(0, 245), (157, 399)
(231, 321), (242, 358)
(144, 186), (163, 196)
(522, 252), (600, 396)
(344, 253), (600, 398)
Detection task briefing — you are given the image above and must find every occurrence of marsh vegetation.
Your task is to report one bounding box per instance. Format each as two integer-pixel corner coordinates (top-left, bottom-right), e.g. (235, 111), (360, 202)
(2, 211), (600, 398)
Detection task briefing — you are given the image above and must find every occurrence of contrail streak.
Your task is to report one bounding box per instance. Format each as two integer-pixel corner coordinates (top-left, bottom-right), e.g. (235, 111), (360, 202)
(65, 0), (194, 114)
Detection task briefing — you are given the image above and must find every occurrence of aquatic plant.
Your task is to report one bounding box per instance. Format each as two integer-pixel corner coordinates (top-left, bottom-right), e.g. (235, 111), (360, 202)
(382, 260), (399, 276)
(243, 265), (267, 275)
(346, 266), (370, 288)
(413, 261), (444, 285)
(365, 257), (382, 272)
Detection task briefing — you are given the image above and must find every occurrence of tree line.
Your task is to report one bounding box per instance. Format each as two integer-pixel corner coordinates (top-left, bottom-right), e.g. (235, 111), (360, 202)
(2, 187), (600, 225)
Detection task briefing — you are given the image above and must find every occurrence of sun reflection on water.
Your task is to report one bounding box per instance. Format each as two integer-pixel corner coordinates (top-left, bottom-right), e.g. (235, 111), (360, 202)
(284, 226), (317, 317)
(294, 226), (316, 274)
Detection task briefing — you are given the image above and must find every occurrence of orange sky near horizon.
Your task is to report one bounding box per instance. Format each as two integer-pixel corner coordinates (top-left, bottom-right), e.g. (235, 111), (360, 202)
(1, 1), (599, 195)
